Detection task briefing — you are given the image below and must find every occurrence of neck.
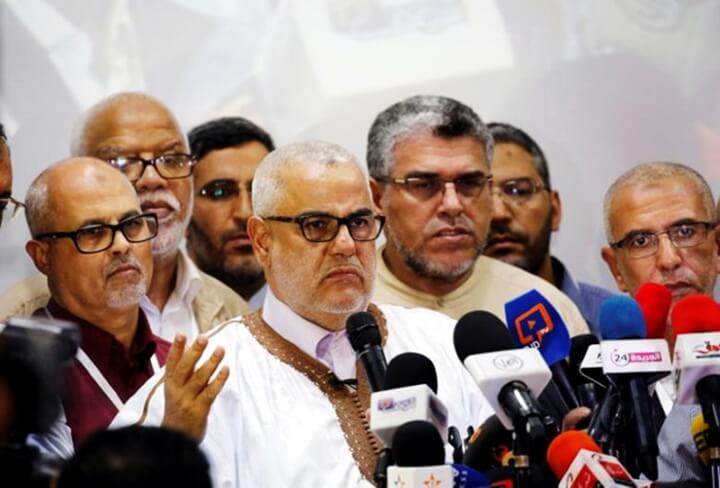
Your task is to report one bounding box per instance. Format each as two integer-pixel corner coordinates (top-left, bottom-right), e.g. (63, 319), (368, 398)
(147, 251), (179, 311)
(536, 255), (558, 287)
(382, 243), (472, 296)
(57, 298), (139, 352)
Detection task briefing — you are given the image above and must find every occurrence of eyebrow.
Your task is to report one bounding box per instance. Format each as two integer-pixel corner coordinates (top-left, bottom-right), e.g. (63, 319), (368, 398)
(620, 218), (709, 240)
(95, 140), (185, 159)
(402, 170), (486, 179)
(295, 207), (374, 219)
(76, 209), (141, 228)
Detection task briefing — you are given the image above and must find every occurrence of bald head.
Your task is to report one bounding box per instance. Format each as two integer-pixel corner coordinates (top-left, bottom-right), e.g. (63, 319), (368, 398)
(25, 158), (135, 236)
(71, 92), (185, 158)
(604, 162), (715, 241)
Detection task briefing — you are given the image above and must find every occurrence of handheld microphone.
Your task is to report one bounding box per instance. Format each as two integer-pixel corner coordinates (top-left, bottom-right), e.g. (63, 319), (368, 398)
(370, 352), (448, 446)
(346, 311), (387, 392)
(386, 420), (453, 487)
(598, 296), (671, 481)
(570, 334), (603, 409)
(463, 415), (513, 473)
(634, 282), (673, 340)
(691, 412), (711, 467)
(547, 431), (639, 487)
(504, 289), (580, 412)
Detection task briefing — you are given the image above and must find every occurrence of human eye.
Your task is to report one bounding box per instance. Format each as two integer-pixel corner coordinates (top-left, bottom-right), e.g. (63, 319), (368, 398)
(202, 181), (238, 200)
(121, 216), (145, 237)
(303, 216), (331, 231)
(627, 233), (653, 249)
(670, 223), (699, 241)
(349, 215), (372, 229)
(159, 153), (187, 168)
(503, 179), (533, 197)
(77, 225), (109, 244)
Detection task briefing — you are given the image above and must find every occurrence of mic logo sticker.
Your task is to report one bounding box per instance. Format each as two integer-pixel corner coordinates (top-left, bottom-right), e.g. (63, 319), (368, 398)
(692, 341), (720, 358)
(513, 303), (554, 347)
(422, 474), (443, 487)
(493, 353), (524, 371)
(610, 349), (662, 367)
(377, 397), (416, 412)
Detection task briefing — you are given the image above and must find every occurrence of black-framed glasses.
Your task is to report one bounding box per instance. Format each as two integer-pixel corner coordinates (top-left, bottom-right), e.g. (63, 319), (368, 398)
(491, 177), (548, 204)
(197, 179), (252, 201)
(107, 153), (196, 182)
(376, 172), (492, 201)
(0, 196), (25, 228)
(34, 213), (159, 254)
(610, 221), (716, 259)
(263, 212), (385, 242)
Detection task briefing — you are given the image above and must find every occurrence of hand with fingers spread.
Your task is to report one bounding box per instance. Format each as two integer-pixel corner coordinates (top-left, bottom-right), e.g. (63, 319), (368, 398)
(162, 334), (230, 441)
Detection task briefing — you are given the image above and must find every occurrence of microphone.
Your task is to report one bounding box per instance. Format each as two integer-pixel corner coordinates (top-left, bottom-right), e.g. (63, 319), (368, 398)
(386, 420), (454, 487)
(547, 431), (639, 487)
(598, 296), (671, 481)
(569, 334), (603, 409)
(504, 288), (580, 412)
(346, 311), (387, 392)
(370, 352), (448, 446)
(463, 415), (513, 472)
(454, 310), (553, 487)
(634, 282), (673, 340)
(691, 412), (711, 467)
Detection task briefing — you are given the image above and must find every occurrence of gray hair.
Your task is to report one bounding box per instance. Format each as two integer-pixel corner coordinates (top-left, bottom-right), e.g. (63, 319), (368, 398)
(603, 161), (716, 241)
(70, 92), (185, 156)
(366, 95), (493, 178)
(487, 121), (551, 189)
(252, 141), (367, 216)
(25, 173), (51, 237)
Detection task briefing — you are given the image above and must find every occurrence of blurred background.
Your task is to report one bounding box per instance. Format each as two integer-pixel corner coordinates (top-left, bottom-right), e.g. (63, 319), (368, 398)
(1, 0), (719, 294)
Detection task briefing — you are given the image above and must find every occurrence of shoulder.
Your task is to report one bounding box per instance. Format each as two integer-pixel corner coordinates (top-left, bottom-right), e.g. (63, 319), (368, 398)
(197, 270), (248, 316)
(378, 303), (456, 330)
(0, 273), (50, 320)
(577, 281), (615, 302)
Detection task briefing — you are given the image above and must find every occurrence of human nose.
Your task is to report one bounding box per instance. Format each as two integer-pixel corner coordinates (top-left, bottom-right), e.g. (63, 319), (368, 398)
(232, 187), (253, 221)
(438, 182), (463, 216)
(330, 223), (357, 256)
(491, 189), (513, 222)
(108, 227), (132, 255)
(135, 157), (169, 193)
(655, 233), (682, 270)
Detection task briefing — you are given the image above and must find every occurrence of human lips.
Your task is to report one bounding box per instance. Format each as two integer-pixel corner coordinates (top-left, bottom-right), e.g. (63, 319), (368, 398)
(141, 200), (176, 220)
(224, 232), (251, 249)
(663, 281), (697, 298)
(486, 233), (524, 251)
(107, 262), (141, 278)
(324, 266), (363, 282)
(431, 227), (472, 241)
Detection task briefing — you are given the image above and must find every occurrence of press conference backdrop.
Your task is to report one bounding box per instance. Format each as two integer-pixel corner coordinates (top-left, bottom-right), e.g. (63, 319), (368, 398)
(1, 0), (719, 296)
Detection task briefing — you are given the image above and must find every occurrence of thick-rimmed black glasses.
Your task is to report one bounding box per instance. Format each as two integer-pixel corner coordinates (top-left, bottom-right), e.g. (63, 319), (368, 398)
(263, 213), (385, 242)
(34, 213), (159, 254)
(107, 153), (196, 182)
(376, 172), (492, 201)
(610, 221), (716, 259)
(0, 196), (25, 228)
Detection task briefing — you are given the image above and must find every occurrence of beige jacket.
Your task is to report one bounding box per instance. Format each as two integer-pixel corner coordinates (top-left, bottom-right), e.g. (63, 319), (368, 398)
(0, 267), (247, 334)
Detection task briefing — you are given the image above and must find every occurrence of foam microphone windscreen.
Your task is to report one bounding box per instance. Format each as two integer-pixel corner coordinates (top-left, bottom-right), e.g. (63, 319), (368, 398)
(634, 282), (672, 339)
(598, 295), (647, 340)
(346, 311), (381, 350)
(392, 420), (446, 467)
(385, 352), (438, 394)
(546, 430), (602, 480)
(671, 294), (720, 336)
(454, 310), (514, 362)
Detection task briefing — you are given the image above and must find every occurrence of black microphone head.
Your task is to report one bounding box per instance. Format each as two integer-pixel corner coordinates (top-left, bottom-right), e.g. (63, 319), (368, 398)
(463, 414), (513, 471)
(454, 310), (514, 363)
(569, 334), (599, 383)
(346, 311), (381, 352)
(392, 420), (446, 467)
(385, 352), (438, 394)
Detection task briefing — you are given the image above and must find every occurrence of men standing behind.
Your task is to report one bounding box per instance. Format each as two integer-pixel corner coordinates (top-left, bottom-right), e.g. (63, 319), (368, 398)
(483, 122), (613, 333)
(0, 94), (247, 339)
(368, 95), (589, 335)
(114, 141), (491, 487)
(186, 117), (274, 310)
(25, 158), (170, 457)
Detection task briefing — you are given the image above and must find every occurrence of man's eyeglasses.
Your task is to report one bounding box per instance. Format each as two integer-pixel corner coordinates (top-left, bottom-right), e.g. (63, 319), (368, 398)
(610, 221), (716, 259)
(197, 179), (252, 201)
(34, 213), (159, 254)
(263, 213), (385, 243)
(491, 177), (548, 204)
(107, 153), (196, 182)
(0, 196), (25, 228)
(376, 173), (492, 201)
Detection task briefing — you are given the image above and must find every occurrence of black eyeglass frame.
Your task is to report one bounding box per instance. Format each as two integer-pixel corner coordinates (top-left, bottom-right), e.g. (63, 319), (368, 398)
(375, 173), (493, 199)
(34, 213), (159, 254)
(609, 221), (717, 258)
(107, 153), (197, 182)
(263, 213), (386, 243)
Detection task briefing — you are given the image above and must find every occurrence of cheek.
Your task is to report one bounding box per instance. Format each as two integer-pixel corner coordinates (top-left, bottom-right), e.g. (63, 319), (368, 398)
(193, 204), (229, 241)
(170, 180), (193, 216)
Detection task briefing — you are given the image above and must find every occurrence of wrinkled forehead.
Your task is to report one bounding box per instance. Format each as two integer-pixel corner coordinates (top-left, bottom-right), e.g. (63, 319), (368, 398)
(275, 162), (373, 216)
(83, 101), (186, 156)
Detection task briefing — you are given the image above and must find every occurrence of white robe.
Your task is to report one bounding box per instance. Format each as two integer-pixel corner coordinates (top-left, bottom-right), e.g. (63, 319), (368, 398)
(112, 299), (492, 488)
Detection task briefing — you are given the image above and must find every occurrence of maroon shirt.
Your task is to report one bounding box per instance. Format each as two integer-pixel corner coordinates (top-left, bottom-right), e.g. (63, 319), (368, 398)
(35, 300), (170, 448)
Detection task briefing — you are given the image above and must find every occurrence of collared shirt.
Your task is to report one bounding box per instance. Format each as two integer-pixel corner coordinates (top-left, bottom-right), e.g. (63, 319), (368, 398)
(141, 249), (202, 341)
(373, 246), (590, 337)
(248, 283), (268, 312)
(552, 257), (615, 337)
(35, 299), (170, 448)
(263, 287), (356, 380)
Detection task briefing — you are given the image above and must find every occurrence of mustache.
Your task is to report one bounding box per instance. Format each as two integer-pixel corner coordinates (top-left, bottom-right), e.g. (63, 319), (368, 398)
(488, 221), (528, 244)
(104, 254), (143, 279)
(220, 221), (249, 244)
(425, 215), (475, 235)
(139, 189), (181, 213)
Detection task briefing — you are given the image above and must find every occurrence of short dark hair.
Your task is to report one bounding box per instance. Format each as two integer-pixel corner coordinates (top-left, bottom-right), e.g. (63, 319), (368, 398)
(0, 122), (6, 141)
(188, 116), (275, 160)
(57, 426), (212, 488)
(487, 122), (551, 190)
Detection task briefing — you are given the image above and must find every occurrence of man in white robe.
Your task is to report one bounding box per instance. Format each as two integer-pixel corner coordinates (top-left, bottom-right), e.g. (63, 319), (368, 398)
(113, 141), (493, 487)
